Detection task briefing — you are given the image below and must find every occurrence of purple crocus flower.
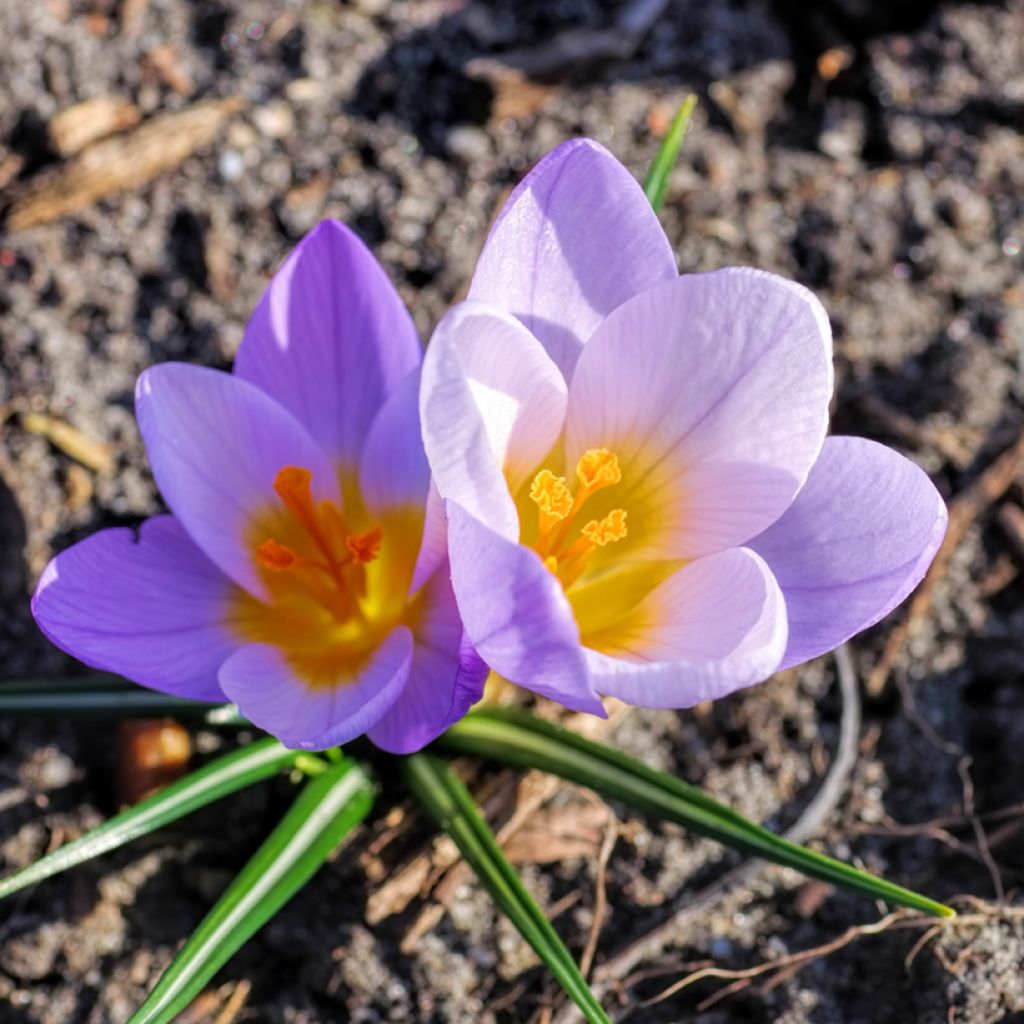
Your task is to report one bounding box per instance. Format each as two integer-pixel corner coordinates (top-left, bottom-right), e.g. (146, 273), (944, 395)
(32, 221), (484, 752)
(420, 140), (948, 715)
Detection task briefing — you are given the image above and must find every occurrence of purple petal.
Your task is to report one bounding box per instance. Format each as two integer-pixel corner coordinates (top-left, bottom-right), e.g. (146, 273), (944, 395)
(136, 363), (338, 598)
(234, 220), (421, 471)
(468, 139), (678, 378)
(566, 268), (833, 560)
(421, 301), (567, 540)
(219, 628), (414, 750)
(446, 501), (606, 716)
(31, 516), (235, 702)
(749, 436), (948, 668)
(359, 366), (429, 516)
(368, 567), (488, 754)
(583, 547), (787, 708)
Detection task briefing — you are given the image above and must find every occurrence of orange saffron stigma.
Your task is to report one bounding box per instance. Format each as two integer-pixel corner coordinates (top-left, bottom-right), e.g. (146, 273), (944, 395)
(529, 448), (628, 586)
(256, 538), (298, 571)
(346, 525), (384, 564)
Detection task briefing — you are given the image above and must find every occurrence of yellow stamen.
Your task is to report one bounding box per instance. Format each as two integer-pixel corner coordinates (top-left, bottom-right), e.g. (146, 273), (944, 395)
(256, 538), (298, 571)
(530, 468), (574, 536)
(581, 508), (628, 547)
(346, 526), (384, 564)
(576, 448), (622, 491)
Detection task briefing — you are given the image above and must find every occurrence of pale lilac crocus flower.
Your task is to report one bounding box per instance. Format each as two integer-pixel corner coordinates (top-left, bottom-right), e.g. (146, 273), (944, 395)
(421, 140), (948, 716)
(33, 221), (484, 752)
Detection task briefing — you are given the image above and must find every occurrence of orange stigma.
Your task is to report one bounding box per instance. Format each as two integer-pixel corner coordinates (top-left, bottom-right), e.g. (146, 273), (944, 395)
(346, 525), (384, 564)
(529, 448), (628, 587)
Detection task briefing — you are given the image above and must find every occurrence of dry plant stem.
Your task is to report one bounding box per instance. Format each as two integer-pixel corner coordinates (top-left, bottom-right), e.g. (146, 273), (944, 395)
(6, 98), (244, 230)
(553, 646), (861, 1024)
(579, 800), (618, 980)
(398, 703), (632, 952)
(867, 425), (1024, 696)
(649, 902), (1024, 1011)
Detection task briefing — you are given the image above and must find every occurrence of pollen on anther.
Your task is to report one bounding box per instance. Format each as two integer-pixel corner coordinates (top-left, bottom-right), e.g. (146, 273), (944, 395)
(530, 469), (573, 521)
(257, 538), (298, 571)
(576, 448), (621, 490)
(346, 526), (384, 564)
(581, 509), (628, 547)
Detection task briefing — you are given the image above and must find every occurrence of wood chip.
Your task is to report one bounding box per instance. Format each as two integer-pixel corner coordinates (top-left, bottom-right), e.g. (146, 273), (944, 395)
(49, 96), (141, 157)
(996, 503), (1024, 562)
(22, 412), (115, 474)
(7, 97), (244, 231)
(144, 44), (195, 97)
(117, 720), (192, 806)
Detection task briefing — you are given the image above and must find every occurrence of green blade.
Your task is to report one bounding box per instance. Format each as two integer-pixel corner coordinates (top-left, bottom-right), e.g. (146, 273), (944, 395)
(128, 757), (374, 1024)
(0, 738), (295, 901)
(438, 709), (954, 920)
(402, 753), (611, 1024)
(643, 94), (697, 213)
(0, 675), (243, 723)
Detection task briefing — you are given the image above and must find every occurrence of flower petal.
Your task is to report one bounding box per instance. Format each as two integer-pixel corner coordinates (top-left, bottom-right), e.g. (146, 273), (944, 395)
(136, 362), (338, 599)
(31, 516), (235, 702)
(583, 547), (788, 708)
(368, 567), (488, 754)
(566, 268), (833, 560)
(359, 366), (429, 516)
(234, 220), (421, 469)
(219, 627), (414, 750)
(468, 139), (677, 377)
(422, 301), (567, 540)
(446, 501), (605, 716)
(749, 436), (947, 668)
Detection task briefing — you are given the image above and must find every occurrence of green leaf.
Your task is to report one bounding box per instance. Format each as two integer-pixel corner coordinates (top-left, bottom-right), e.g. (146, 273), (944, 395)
(0, 675), (243, 724)
(438, 709), (955, 920)
(643, 94), (697, 213)
(402, 753), (611, 1024)
(0, 739), (295, 901)
(128, 757), (374, 1024)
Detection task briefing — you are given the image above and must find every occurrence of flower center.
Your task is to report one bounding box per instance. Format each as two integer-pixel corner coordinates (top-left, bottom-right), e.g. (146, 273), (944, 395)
(254, 465), (383, 624)
(529, 447), (628, 588)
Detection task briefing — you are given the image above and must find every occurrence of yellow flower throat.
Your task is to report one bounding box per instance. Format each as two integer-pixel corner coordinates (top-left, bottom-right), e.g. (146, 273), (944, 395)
(254, 465), (383, 624)
(529, 447), (628, 588)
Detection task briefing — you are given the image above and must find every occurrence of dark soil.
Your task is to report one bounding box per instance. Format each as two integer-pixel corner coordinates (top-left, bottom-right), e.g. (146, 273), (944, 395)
(1, 1), (1023, 1022)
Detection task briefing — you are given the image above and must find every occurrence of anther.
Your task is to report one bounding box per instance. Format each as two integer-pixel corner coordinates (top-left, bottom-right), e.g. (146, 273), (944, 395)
(576, 448), (621, 491)
(530, 469), (573, 522)
(581, 508), (628, 547)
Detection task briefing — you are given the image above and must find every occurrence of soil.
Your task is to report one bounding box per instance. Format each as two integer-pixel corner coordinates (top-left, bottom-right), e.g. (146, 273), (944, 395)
(1, 1), (1023, 1022)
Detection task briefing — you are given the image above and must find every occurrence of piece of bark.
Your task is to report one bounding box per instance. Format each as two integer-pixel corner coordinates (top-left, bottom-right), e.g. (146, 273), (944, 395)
(8, 98), (244, 231)
(48, 97), (141, 157)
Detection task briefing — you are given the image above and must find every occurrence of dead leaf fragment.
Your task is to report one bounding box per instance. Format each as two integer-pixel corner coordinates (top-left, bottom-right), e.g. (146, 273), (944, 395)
(8, 98), (244, 231)
(49, 97), (141, 157)
(22, 412), (115, 474)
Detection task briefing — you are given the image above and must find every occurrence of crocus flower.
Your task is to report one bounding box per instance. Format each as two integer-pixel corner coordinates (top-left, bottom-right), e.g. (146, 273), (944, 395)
(420, 140), (947, 715)
(32, 221), (484, 752)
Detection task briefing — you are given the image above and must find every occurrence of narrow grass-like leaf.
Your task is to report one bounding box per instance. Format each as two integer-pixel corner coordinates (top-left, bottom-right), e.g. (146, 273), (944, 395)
(643, 93), (697, 213)
(0, 739), (294, 901)
(438, 709), (955, 919)
(128, 757), (374, 1024)
(403, 753), (611, 1024)
(0, 675), (243, 723)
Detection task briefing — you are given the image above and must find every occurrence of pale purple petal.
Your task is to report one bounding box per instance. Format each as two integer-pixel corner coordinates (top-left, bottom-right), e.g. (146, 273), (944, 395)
(368, 567), (487, 754)
(566, 268), (833, 560)
(468, 139), (678, 377)
(136, 363), (338, 599)
(359, 366), (429, 516)
(422, 301), (567, 540)
(219, 628), (414, 750)
(410, 482), (447, 593)
(584, 548), (787, 707)
(234, 220), (421, 469)
(31, 516), (235, 702)
(446, 501), (606, 716)
(749, 436), (948, 668)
